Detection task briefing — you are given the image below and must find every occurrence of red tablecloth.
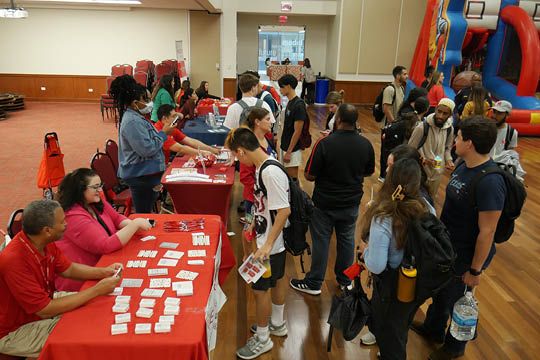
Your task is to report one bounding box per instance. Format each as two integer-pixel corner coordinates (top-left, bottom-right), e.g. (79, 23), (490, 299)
(162, 157), (235, 223)
(161, 157), (236, 284)
(196, 98), (233, 116)
(39, 214), (224, 360)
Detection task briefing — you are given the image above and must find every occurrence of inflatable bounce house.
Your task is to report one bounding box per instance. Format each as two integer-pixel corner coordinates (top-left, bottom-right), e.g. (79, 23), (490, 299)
(409, 0), (540, 135)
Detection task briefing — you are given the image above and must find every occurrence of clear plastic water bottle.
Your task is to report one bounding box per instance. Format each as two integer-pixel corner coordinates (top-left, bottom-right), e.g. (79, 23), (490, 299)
(450, 291), (478, 341)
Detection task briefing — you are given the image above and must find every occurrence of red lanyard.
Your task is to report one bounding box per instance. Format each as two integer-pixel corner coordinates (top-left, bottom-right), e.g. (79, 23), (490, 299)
(20, 237), (53, 299)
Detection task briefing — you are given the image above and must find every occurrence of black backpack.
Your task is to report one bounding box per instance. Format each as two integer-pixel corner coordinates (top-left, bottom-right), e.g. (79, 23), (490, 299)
(258, 159), (314, 259)
(382, 119), (406, 152)
(402, 213), (456, 301)
(416, 121), (452, 149)
(237, 98), (264, 126)
(467, 162), (526, 243)
(372, 84), (395, 123)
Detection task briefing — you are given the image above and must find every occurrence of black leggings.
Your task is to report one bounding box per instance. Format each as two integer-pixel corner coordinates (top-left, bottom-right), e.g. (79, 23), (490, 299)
(369, 272), (421, 360)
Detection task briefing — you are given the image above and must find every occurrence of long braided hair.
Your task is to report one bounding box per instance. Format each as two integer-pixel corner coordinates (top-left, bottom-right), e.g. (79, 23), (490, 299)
(109, 75), (146, 125)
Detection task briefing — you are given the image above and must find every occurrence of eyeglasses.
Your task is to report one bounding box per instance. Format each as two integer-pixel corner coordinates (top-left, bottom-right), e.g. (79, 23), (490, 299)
(87, 182), (105, 190)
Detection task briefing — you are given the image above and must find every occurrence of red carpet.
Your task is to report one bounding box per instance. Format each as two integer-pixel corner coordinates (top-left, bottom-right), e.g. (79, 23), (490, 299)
(0, 102), (118, 230)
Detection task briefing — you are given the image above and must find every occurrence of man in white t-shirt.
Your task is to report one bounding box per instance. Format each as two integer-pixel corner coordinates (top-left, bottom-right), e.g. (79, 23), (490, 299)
(223, 73), (275, 130)
(225, 127), (290, 360)
(489, 100), (518, 158)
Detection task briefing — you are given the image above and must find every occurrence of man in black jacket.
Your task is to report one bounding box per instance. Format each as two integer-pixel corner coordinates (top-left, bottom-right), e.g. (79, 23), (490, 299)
(290, 104), (375, 294)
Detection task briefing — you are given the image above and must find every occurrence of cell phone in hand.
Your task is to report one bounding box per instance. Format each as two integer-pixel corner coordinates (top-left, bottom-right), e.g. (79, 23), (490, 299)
(148, 219), (156, 227)
(171, 116), (179, 127)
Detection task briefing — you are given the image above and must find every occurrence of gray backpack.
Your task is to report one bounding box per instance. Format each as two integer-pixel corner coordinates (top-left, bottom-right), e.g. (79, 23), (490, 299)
(237, 98), (264, 126)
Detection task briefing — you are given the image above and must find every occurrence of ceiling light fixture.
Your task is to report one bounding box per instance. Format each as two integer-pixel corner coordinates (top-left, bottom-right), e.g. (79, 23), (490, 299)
(0, 0), (28, 18)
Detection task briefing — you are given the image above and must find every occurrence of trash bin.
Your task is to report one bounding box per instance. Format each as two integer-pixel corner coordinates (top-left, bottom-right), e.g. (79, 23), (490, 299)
(315, 78), (330, 105)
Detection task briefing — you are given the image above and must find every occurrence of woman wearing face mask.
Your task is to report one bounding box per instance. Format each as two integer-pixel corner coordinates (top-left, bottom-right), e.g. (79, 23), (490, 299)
(151, 74), (176, 123)
(109, 75), (175, 213)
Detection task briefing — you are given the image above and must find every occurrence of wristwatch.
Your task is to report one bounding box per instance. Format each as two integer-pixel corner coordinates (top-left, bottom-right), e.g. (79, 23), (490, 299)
(469, 268), (482, 276)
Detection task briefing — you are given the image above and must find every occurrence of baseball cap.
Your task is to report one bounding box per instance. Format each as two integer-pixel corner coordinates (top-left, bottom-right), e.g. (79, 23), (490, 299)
(491, 100), (512, 114)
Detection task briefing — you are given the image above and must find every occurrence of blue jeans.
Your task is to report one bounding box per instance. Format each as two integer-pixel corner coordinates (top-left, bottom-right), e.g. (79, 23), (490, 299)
(304, 205), (359, 289)
(124, 172), (163, 213)
(423, 257), (493, 355)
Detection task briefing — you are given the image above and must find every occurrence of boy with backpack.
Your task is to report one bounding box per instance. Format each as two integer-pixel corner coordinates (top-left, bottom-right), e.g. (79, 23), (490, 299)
(225, 127), (290, 359)
(278, 74), (311, 184)
(412, 116), (511, 360)
(373, 65), (407, 181)
(223, 73), (275, 130)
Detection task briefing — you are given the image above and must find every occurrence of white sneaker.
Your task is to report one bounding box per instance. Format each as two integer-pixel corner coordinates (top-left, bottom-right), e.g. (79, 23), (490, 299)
(360, 331), (377, 345)
(236, 335), (273, 359)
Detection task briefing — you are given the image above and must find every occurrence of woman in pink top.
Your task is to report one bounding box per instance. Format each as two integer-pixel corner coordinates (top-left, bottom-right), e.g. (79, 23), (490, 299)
(426, 70), (445, 114)
(55, 168), (152, 291)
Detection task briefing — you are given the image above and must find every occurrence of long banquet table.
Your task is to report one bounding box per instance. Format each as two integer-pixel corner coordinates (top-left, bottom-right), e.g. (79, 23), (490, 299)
(39, 214), (226, 360)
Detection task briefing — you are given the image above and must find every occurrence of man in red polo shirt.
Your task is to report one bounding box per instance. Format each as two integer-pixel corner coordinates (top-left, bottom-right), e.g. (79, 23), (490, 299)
(0, 200), (121, 358)
(155, 104), (219, 165)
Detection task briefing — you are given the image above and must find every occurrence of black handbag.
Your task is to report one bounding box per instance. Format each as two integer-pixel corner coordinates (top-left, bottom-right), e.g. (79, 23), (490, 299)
(327, 265), (371, 350)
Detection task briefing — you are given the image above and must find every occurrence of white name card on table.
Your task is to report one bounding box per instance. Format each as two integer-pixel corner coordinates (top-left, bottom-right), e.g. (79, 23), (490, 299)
(173, 281), (193, 296)
(176, 270), (199, 280)
(121, 278), (143, 288)
(159, 315), (175, 325)
(148, 268), (168, 276)
(170, 168), (198, 175)
(135, 323), (152, 334)
(140, 288), (165, 298)
(187, 259), (205, 265)
(136, 307), (153, 318)
(159, 242), (179, 249)
(164, 297), (181, 307)
(115, 313), (131, 324)
(163, 250), (184, 259)
(188, 250), (206, 258)
(139, 298), (156, 308)
(149, 278), (171, 288)
(108, 287), (123, 296)
(112, 303), (129, 313)
(111, 323), (128, 335)
(192, 233), (210, 246)
(163, 305), (180, 315)
(155, 322), (171, 333)
(157, 258), (178, 267)
(115, 295), (131, 304)
(140, 235), (156, 242)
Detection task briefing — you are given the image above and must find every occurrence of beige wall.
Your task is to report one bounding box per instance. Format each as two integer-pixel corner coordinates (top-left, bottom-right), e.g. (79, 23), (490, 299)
(236, 13), (331, 76)
(0, 7), (189, 76)
(337, 0), (427, 78)
(190, 11), (221, 95)
(325, 0), (342, 79)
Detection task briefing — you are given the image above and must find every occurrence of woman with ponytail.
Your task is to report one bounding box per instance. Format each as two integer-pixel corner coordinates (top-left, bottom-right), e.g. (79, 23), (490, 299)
(358, 158), (435, 359)
(55, 168), (152, 291)
(109, 75), (175, 213)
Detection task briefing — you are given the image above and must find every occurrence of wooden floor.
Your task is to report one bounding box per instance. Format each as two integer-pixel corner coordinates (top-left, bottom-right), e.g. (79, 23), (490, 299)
(213, 105), (540, 360)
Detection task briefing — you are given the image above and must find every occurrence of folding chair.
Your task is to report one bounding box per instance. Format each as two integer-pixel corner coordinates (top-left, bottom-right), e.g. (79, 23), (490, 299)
(154, 63), (171, 83)
(134, 71), (148, 87)
(104, 139), (119, 173)
(101, 76), (117, 122)
(111, 64), (125, 77)
(7, 208), (23, 238)
(122, 64), (133, 76)
(90, 152), (131, 216)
